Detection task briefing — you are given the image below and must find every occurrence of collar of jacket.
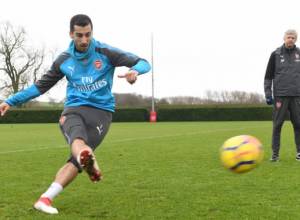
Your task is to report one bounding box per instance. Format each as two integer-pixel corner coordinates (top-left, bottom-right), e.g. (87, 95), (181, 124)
(282, 44), (296, 53)
(68, 38), (96, 61)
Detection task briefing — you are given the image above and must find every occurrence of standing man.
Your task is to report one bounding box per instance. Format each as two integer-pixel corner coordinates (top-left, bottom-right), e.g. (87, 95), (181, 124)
(0, 14), (151, 214)
(264, 29), (300, 162)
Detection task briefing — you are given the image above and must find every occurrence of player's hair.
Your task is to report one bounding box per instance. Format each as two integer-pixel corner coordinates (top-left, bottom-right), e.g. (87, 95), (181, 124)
(284, 29), (298, 39)
(70, 14), (93, 32)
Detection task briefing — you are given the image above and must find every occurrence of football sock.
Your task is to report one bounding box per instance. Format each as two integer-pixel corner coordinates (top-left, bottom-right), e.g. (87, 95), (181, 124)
(41, 182), (63, 201)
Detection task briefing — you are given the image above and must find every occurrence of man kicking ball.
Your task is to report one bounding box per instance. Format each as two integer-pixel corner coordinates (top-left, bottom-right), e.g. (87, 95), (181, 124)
(0, 14), (151, 214)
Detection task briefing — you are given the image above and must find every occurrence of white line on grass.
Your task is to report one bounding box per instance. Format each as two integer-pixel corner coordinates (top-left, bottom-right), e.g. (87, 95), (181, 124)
(0, 125), (270, 155)
(106, 125), (271, 143)
(0, 145), (67, 154)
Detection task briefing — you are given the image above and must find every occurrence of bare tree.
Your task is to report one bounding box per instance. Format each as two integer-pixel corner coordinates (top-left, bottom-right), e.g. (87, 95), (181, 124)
(204, 90), (265, 104)
(0, 22), (45, 97)
(114, 93), (153, 107)
(168, 90), (266, 105)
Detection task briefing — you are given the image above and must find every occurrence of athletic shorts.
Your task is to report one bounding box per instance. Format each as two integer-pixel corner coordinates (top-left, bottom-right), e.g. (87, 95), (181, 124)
(59, 106), (112, 171)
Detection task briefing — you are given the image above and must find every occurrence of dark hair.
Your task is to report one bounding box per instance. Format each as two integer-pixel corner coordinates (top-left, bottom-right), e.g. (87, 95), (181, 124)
(70, 14), (93, 32)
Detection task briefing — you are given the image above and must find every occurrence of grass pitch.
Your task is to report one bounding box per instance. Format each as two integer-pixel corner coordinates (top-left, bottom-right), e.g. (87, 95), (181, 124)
(0, 121), (299, 220)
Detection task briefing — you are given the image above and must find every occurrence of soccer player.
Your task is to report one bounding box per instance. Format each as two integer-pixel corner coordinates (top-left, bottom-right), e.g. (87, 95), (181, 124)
(0, 14), (151, 214)
(264, 29), (300, 162)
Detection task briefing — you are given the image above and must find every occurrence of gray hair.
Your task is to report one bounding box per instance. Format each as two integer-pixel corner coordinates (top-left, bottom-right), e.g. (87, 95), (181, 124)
(284, 29), (298, 38)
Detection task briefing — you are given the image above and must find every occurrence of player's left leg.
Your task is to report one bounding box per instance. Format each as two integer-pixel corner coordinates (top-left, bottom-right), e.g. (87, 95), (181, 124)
(34, 162), (78, 214)
(34, 108), (86, 214)
(33, 142), (97, 214)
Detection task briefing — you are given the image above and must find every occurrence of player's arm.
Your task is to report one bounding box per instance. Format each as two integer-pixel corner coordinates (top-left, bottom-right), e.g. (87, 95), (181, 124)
(264, 52), (275, 100)
(0, 56), (66, 116)
(98, 44), (151, 84)
(1, 82), (43, 116)
(117, 59), (151, 84)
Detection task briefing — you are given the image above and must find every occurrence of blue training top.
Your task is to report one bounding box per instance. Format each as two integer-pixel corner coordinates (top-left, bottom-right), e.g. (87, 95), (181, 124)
(5, 39), (151, 112)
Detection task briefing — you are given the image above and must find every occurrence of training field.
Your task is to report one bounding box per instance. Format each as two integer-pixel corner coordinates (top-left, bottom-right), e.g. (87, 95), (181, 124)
(1, 121), (300, 219)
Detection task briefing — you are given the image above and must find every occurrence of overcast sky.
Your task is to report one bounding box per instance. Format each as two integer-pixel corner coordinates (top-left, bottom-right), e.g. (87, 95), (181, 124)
(1, 0), (300, 101)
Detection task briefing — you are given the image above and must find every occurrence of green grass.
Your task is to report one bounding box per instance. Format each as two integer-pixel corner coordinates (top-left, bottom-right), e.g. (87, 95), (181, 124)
(0, 121), (299, 219)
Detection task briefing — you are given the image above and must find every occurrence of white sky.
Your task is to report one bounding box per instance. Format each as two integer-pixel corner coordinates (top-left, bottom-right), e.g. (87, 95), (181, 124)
(1, 0), (300, 101)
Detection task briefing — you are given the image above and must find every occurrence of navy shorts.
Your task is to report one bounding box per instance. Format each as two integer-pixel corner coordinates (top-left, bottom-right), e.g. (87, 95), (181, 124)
(59, 106), (112, 171)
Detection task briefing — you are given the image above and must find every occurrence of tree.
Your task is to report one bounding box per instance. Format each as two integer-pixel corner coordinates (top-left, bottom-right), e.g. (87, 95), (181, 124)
(0, 22), (45, 97)
(114, 93), (153, 107)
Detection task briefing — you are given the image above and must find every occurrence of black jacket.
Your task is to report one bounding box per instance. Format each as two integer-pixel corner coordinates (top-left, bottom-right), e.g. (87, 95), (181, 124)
(264, 44), (300, 97)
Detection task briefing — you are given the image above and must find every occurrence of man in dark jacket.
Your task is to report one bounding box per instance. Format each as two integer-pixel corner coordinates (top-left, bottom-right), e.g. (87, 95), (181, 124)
(264, 29), (300, 162)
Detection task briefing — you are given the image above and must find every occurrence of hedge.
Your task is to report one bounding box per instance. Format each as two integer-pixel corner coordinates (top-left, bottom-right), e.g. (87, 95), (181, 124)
(0, 106), (276, 123)
(156, 106), (273, 121)
(0, 109), (62, 123)
(0, 108), (148, 123)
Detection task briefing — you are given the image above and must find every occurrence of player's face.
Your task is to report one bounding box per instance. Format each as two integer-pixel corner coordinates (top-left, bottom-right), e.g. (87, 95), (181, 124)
(70, 24), (93, 52)
(284, 34), (297, 48)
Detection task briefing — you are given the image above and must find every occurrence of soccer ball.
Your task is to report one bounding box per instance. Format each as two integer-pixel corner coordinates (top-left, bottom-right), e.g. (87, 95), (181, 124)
(220, 135), (264, 173)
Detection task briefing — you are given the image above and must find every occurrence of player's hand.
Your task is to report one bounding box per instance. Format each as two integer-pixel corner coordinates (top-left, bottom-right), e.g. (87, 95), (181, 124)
(0, 102), (10, 116)
(117, 70), (139, 84)
(266, 96), (274, 105)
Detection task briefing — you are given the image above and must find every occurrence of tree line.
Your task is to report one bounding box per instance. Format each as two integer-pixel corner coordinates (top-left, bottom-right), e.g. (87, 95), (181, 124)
(114, 90), (265, 107)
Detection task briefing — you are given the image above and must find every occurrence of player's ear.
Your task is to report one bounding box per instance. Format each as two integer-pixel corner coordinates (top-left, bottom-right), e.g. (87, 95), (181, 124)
(70, 31), (74, 39)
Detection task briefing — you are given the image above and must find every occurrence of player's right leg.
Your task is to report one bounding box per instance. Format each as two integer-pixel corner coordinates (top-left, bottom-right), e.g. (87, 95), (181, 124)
(60, 107), (111, 182)
(75, 107), (112, 182)
(59, 108), (102, 182)
(72, 139), (102, 182)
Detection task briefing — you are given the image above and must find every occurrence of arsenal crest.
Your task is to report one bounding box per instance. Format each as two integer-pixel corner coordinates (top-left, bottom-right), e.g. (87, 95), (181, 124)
(94, 60), (102, 69)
